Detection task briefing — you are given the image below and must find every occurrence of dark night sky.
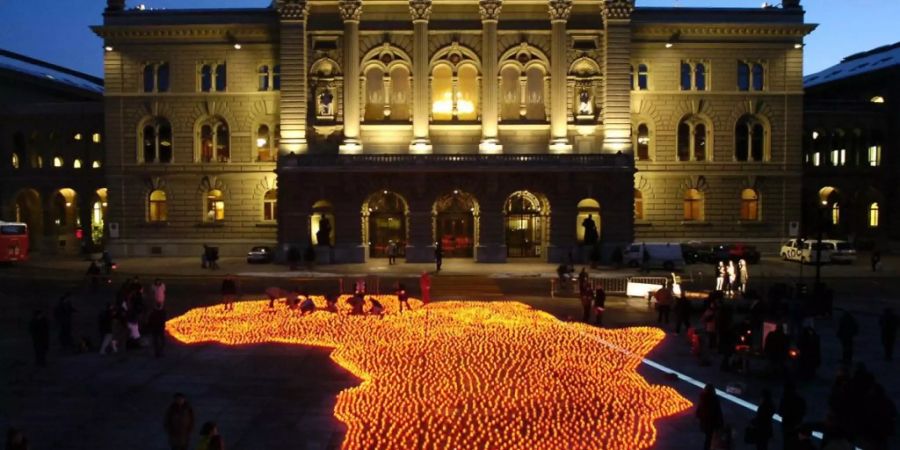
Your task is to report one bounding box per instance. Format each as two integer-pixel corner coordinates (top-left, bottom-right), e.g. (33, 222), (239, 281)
(0, 0), (897, 78)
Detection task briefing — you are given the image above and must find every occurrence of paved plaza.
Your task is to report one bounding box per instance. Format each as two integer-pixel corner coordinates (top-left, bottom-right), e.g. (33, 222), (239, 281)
(1, 256), (898, 449)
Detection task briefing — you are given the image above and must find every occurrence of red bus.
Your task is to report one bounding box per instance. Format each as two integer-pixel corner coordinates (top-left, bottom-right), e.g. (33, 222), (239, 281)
(0, 221), (29, 262)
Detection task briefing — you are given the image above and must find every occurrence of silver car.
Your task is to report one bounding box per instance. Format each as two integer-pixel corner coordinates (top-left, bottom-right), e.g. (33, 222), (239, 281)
(822, 240), (857, 264)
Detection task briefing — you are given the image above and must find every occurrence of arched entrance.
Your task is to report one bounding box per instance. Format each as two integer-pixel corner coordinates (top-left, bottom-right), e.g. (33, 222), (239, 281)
(49, 188), (79, 254)
(91, 188), (108, 246)
(310, 200), (335, 246)
(505, 191), (549, 258)
(433, 191), (479, 258)
(576, 198), (601, 244)
(13, 189), (43, 250)
(363, 191), (408, 258)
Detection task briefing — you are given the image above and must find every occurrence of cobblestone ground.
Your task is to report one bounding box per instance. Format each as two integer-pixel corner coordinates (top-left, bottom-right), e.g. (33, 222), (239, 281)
(1, 257), (897, 449)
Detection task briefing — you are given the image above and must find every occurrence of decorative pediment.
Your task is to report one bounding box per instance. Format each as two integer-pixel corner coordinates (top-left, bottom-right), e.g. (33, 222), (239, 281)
(254, 176), (278, 199)
(197, 176), (227, 196)
(145, 176), (167, 192)
(635, 175), (651, 193)
(680, 175), (709, 193)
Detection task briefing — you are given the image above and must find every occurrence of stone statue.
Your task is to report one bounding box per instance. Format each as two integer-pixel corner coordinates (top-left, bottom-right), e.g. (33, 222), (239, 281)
(316, 216), (332, 246)
(319, 89), (334, 116)
(578, 90), (592, 115)
(582, 214), (598, 245)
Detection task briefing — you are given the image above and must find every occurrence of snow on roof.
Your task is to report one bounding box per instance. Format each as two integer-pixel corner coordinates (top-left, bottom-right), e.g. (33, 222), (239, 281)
(0, 49), (103, 95)
(804, 42), (900, 88)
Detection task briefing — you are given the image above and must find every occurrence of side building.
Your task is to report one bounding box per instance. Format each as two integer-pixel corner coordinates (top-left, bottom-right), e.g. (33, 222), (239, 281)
(0, 49), (107, 255)
(94, 0), (812, 262)
(802, 42), (899, 250)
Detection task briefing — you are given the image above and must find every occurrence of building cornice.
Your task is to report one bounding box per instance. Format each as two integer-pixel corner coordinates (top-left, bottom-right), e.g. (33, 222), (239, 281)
(632, 23), (816, 39)
(92, 24), (276, 42)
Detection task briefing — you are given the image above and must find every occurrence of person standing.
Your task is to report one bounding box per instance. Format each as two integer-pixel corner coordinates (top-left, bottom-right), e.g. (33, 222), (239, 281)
(397, 284), (411, 312)
(871, 250), (881, 272)
(152, 278), (166, 307)
(749, 390), (775, 450)
(98, 303), (117, 355)
(726, 261), (737, 296)
(879, 308), (898, 361)
(739, 259), (750, 294)
(148, 302), (168, 358)
(434, 242), (443, 272)
(674, 291), (691, 334)
(579, 287), (593, 323)
(29, 310), (50, 367)
(164, 393), (195, 450)
(715, 261), (725, 291)
(696, 384), (724, 450)
(387, 241), (397, 265)
(654, 283), (673, 325)
(779, 382), (807, 450)
(836, 311), (859, 365)
(54, 293), (76, 348)
(593, 286), (606, 326)
(419, 272), (431, 305)
(220, 275), (238, 311)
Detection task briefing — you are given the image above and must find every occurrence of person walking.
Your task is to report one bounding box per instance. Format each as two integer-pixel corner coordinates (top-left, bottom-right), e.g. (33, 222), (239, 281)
(654, 283), (673, 325)
(696, 384), (724, 450)
(434, 242), (443, 272)
(152, 278), (166, 307)
(98, 303), (117, 355)
(29, 310), (49, 367)
(779, 382), (807, 450)
(148, 302), (168, 358)
(674, 291), (691, 334)
(220, 275), (238, 311)
(836, 311), (859, 365)
(879, 308), (898, 361)
(748, 390), (775, 450)
(593, 285), (606, 326)
(164, 393), (195, 450)
(54, 293), (76, 349)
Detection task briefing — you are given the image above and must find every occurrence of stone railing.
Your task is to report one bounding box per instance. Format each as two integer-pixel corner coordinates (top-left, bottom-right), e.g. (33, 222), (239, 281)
(280, 153), (634, 170)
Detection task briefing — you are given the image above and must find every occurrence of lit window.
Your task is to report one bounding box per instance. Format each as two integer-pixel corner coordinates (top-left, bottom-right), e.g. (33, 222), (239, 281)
(92, 160), (101, 169)
(199, 118), (229, 163)
(677, 116), (708, 162)
(73, 159), (82, 169)
(11, 153), (19, 169)
(53, 156), (64, 167)
(92, 133), (101, 143)
(149, 190), (168, 222)
(869, 202), (879, 228)
(634, 189), (644, 220)
(831, 203), (840, 225)
(683, 189), (704, 221)
(812, 152), (821, 167)
(205, 189), (225, 222)
(740, 188), (760, 221)
(635, 124), (650, 161)
(735, 116), (767, 162)
(830, 149), (846, 166)
(73, 133), (82, 141)
(142, 118), (173, 163)
(263, 190), (277, 222)
(870, 96), (885, 103)
(256, 125), (273, 161)
(868, 145), (882, 167)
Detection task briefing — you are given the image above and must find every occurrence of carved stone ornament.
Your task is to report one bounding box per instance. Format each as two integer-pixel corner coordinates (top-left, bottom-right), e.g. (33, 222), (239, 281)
(547, 0), (572, 21)
(602, 0), (634, 21)
(478, 0), (503, 21)
(409, 0), (432, 22)
(277, 0), (309, 21)
(339, 0), (362, 22)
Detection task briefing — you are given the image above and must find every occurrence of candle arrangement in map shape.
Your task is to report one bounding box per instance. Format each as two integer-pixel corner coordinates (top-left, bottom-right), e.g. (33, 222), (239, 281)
(167, 298), (692, 450)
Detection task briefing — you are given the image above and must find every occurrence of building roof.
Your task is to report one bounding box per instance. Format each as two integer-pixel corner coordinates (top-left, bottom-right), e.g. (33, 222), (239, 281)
(804, 41), (900, 88)
(0, 49), (104, 95)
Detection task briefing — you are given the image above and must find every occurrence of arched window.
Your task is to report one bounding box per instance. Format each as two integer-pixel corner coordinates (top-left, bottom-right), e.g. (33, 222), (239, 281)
(683, 189), (704, 221)
(205, 189), (225, 222)
(525, 67), (545, 121)
(73, 159), (82, 169)
(311, 200), (335, 246)
(868, 130), (883, 167)
(830, 130), (846, 167)
(198, 118), (229, 163)
(869, 203), (879, 228)
(214, 64), (227, 91)
(11, 153), (19, 169)
(143, 64), (155, 93)
(635, 123), (651, 161)
(752, 64), (764, 91)
(740, 188), (760, 221)
(831, 203), (840, 225)
(737, 62), (750, 91)
(457, 65), (479, 121)
(431, 65), (453, 121)
(735, 115), (768, 162)
(53, 156), (64, 168)
(575, 199), (601, 244)
(390, 66), (411, 120)
(92, 160), (101, 169)
(695, 63), (707, 91)
(142, 118), (173, 163)
(258, 65), (270, 91)
(634, 189), (644, 220)
(500, 66), (521, 120)
(200, 64), (213, 92)
(677, 116), (709, 162)
(148, 190), (167, 222)
(256, 125), (274, 162)
(637, 64), (648, 90)
(92, 133), (102, 144)
(364, 67), (385, 122)
(680, 63), (692, 91)
(157, 63), (170, 92)
(263, 189), (277, 222)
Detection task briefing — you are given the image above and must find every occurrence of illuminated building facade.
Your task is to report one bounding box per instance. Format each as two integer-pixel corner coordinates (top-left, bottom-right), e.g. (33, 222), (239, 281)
(95, 0), (812, 262)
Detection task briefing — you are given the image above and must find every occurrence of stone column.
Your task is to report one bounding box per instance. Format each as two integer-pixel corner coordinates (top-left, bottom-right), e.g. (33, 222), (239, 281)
(339, 0), (363, 154)
(277, 0), (310, 154)
(601, 0), (634, 153)
(548, 0), (572, 153)
(405, 210), (435, 263)
(409, 0), (433, 153)
(478, 0), (503, 154)
(475, 200), (507, 263)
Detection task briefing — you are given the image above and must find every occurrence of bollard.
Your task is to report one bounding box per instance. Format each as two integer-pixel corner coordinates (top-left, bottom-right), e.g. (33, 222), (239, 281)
(550, 279), (555, 298)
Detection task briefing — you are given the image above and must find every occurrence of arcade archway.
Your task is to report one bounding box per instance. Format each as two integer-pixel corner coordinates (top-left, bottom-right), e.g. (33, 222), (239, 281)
(13, 189), (43, 250)
(433, 191), (479, 258)
(505, 191), (550, 258)
(363, 191), (408, 258)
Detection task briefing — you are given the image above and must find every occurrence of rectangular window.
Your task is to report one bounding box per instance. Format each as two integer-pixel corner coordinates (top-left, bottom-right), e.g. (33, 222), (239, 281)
(263, 200), (277, 222)
(200, 65), (212, 92)
(695, 64), (707, 91)
(215, 64), (227, 92)
(831, 149), (846, 166)
(637, 64), (648, 90)
(680, 63), (692, 91)
(752, 64), (765, 91)
(143, 64), (155, 93)
(737, 62), (750, 91)
(868, 145), (881, 166)
(157, 63), (170, 92)
(812, 152), (821, 167)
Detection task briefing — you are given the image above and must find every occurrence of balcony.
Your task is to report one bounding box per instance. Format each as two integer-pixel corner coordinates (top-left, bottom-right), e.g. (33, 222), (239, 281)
(279, 153), (634, 173)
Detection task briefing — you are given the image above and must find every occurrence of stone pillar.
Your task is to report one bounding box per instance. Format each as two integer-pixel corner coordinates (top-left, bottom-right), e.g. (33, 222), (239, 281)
(339, 0), (363, 154)
(405, 210), (434, 263)
(478, 0), (503, 154)
(333, 203), (367, 263)
(277, 0), (310, 154)
(601, 0), (634, 153)
(409, 0), (433, 154)
(548, 0), (572, 153)
(547, 197), (577, 263)
(475, 195), (507, 263)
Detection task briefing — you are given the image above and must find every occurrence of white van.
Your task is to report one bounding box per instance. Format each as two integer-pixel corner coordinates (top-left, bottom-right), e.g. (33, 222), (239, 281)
(780, 239), (832, 264)
(623, 242), (685, 271)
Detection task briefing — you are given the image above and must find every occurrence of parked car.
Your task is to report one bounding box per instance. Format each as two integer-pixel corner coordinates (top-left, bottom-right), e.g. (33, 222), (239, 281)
(623, 242), (685, 270)
(711, 243), (761, 264)
(682, 242), (714, 264)
(780, 239), (831, 264)
(821, 239), (857, 264)
(247, 246), (274, 264)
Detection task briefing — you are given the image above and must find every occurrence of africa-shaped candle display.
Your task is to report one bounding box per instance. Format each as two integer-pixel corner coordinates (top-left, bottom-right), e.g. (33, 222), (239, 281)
(167, 296), (691, 449)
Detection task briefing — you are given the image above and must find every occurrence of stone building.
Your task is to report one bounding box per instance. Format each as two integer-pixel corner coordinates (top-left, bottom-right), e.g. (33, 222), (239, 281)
(94, 0), (813, 262)
(802, 42), (899, 249)
(0, 49), (107, 255)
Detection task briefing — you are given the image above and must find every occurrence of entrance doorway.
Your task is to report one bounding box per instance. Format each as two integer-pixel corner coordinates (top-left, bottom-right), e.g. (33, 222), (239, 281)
(364, 191), (408, 258)
(434, 191), (478, 258)
(505, 191), (548, 258)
